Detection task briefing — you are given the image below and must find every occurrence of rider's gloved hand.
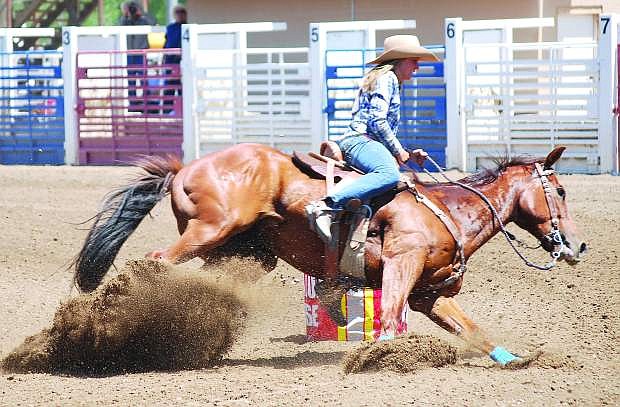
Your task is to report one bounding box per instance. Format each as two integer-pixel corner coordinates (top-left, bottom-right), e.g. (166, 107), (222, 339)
(410, 148), (428, 167)
(396, 149), (410, 166)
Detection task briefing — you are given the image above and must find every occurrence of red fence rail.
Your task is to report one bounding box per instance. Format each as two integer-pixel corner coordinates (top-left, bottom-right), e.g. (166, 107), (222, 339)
(76, 48), (183, 164)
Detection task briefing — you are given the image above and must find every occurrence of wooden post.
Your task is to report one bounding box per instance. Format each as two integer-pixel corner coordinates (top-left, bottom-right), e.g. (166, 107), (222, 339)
(7, 0), (12, 27)
(97, 0), (104, 25)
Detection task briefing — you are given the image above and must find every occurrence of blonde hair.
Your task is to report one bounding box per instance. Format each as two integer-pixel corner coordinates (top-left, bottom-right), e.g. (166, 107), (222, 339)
(361, 61), (397, 92)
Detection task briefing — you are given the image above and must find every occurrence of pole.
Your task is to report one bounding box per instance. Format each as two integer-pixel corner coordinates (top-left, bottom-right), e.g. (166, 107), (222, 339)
(7, 0), (12, 27)
(167, 0), (175, 22)
(537, 0), (543, 60)
(444, 18), (466, 171)
(97, 0), (104, 25)
(598, 14), (618, 173)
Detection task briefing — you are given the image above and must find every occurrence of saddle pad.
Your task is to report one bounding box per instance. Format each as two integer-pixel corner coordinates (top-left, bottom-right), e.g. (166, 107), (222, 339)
(292, 151), (353, 182)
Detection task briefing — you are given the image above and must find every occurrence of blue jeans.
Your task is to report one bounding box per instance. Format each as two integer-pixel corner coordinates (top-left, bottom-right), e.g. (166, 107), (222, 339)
(327, 135), (401, 207)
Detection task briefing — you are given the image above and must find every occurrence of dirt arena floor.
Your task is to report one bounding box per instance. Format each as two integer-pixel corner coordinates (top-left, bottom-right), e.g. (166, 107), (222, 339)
(0, 164), (618, 406)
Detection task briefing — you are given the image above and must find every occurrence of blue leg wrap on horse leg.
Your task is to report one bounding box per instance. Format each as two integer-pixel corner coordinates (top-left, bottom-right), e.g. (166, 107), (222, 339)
(378, 333), (394, 341)
(489, 346), (519, 365)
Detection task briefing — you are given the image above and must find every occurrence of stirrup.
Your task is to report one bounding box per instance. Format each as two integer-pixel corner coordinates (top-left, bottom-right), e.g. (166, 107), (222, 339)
(345, 198), (372, 218)
(305, 201), (341, 245)
(304, 201), (339, 225)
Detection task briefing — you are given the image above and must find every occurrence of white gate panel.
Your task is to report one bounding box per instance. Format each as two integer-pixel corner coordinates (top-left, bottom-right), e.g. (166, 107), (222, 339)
(308, 20), (417, 150)
(181, 23), (318, 161)
(191, 47), (311, 155)
(464, 41), (600, 173)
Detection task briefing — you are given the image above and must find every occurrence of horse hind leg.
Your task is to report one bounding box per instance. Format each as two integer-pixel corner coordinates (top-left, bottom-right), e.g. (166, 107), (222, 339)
(410, 295), (520, 366)
(147, 218), (237, 264)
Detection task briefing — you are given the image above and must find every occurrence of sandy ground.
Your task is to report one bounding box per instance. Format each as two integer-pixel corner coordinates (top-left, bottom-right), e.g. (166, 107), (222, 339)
(0, 164), (618, 406)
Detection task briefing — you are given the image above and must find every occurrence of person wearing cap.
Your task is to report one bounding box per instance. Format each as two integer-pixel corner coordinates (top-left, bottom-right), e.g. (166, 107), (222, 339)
(306, 35), (438, 244)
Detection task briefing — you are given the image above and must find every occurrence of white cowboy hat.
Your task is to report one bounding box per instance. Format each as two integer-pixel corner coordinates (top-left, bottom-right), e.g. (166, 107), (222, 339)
(367, 35), (439, 65)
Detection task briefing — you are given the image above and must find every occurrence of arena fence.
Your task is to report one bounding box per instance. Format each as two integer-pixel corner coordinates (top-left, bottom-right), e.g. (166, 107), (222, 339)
(446, 17), (618, 173)
(180, 22), (317, 160)
(187, 46), (311, 156)
(62, 25), (177, 165)
(463, 41), (599, 173)
(0, 28), (63, 164)
(75, 48), (182, 165)
(5, 18), (617, 173)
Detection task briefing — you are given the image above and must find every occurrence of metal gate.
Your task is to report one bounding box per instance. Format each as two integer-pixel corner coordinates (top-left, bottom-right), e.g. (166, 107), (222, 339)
(76, 48), (182, 164)
(463, 41), (600, 172)
(324, 47), (447, 170)
(187, 47), (312, 155)
(0, 50), (64, 164)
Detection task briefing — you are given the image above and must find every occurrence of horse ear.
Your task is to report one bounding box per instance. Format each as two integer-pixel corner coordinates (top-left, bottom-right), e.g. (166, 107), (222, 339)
(543, 146), (566, 169)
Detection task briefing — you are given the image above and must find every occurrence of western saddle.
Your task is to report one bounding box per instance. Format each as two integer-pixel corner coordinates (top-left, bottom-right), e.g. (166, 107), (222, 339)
(292, 141), (465, 326)
(293, 142), (413, 287)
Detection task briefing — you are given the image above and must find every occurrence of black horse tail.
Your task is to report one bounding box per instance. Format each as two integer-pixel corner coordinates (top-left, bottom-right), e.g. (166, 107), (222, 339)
(72, 155), (183, 292)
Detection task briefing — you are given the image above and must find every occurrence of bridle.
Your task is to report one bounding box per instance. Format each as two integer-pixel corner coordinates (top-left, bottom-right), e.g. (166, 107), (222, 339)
(418, 156), (566, 276)
(533, 162), (565, 263)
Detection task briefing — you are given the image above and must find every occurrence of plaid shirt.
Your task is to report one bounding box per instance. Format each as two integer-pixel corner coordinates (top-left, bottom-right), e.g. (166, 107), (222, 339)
(340, 70), (403, 156)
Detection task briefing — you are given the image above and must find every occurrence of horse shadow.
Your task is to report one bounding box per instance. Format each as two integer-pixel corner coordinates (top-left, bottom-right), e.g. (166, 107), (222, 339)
(268, 334), (309, 345)
(221, 350), (345, 369)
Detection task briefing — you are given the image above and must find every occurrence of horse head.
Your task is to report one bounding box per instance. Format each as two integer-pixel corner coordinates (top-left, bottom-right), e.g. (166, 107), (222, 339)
(512, 147), (587, 266)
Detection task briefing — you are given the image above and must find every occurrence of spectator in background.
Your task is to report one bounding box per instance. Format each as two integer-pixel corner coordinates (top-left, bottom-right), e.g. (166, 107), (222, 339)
(119, 1), (155, 112)
(164, 5), (186, 63)
(162, 5), (187, 114)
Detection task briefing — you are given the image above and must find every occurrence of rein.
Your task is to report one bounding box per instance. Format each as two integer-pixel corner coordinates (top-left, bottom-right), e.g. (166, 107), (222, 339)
(419, 156), (562, 272)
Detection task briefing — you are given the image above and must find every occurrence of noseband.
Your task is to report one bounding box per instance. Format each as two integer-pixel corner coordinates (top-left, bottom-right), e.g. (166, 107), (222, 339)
(533, 162), (565, 262)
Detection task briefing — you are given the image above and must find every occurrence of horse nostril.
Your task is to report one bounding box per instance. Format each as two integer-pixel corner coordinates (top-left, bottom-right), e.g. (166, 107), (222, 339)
(579, 242), (587, 254)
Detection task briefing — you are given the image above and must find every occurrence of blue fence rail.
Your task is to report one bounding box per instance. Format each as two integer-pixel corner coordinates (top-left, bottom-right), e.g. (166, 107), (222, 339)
(0, 50), (65, 164)
(324, 46), (446, 170)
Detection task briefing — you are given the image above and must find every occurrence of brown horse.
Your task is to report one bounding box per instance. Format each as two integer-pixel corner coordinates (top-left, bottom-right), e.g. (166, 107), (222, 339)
(73, 144), (586, 364)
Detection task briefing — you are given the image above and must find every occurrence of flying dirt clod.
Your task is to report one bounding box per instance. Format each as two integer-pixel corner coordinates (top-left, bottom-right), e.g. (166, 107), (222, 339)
(1, 259), (246, 374)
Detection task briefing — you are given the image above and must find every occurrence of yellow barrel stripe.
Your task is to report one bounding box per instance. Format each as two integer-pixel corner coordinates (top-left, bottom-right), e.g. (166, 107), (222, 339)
(364, 288), (375, 341)
(337, 326), (347, 341)
(338, 292), (348, 341)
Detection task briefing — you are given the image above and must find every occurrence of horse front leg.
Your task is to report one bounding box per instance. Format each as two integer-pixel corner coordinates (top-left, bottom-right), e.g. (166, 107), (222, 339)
(380, 246), (426, 340)
(410, 295), (520, 365)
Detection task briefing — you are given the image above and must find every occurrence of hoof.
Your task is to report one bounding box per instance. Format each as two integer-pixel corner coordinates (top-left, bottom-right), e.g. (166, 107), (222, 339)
(490, 346), (520, 366)
(145, 249), (166, 259)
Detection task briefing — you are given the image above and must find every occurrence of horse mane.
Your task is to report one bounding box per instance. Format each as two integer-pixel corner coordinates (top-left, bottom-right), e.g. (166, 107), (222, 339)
(459, 156), (541, 186)
(410, 155), (542, 187)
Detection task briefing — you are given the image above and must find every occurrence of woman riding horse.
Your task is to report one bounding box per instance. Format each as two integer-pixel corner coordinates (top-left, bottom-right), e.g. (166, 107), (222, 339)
(72, 35), (587, 367)
(306, 35), (435, 243)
